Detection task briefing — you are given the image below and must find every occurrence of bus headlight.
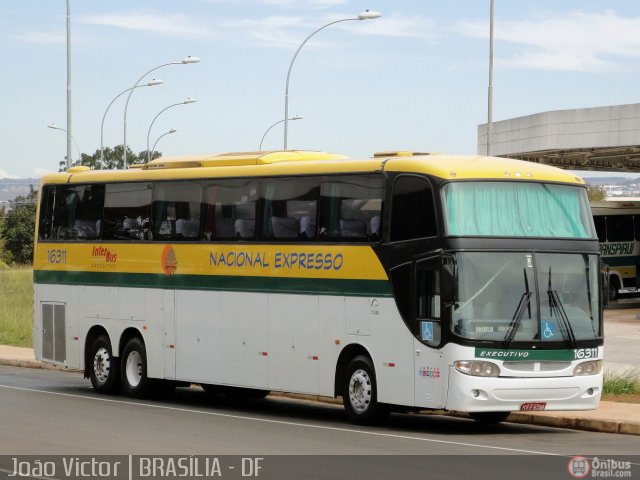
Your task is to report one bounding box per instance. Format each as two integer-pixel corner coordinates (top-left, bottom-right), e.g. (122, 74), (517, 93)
(573, 360), (602, 376)
(454, 360), (500, 377)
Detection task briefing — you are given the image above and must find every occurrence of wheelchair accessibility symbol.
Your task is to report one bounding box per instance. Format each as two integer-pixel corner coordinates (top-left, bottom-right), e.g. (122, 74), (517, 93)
(543, 322), (555, 339)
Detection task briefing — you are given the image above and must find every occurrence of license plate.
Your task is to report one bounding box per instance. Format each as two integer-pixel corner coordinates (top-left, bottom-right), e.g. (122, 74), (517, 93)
(520, 402), (547, 411)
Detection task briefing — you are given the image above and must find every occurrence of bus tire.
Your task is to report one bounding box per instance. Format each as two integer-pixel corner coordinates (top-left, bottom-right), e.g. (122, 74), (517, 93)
(343, 355), (389, 425)
(89, 335), (121, 395)
(469, 411), (510, 424)
(121, 337), (151, 398)
(608, 276), (620, 300)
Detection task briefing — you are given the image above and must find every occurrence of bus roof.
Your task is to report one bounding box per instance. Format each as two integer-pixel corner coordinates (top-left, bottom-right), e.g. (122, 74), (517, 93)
(41, 150), (585, 185)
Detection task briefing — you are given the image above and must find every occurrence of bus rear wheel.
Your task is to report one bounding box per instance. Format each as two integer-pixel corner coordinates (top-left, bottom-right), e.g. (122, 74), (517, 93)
(343, 355), (389, 425)
(89, 335), (121, 394)
(469, 411), (510, 424)
(121, 337), (151, 398)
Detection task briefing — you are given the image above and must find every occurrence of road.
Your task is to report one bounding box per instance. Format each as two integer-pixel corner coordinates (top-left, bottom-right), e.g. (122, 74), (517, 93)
(0, 366), (638, 479)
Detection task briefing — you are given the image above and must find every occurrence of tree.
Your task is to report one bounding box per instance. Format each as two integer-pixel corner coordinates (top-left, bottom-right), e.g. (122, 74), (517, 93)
(586, 184), (607, 202)
(58, 145), (161, 171)
(1, 187), (38, 264)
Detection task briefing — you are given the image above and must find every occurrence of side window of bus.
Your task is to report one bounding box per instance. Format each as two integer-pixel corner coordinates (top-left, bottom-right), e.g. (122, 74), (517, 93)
(319, 175), (384, 242)
(391, 176), (437, 242)
(103, 183), (152, 241)
(606, 215), (633, 242)
(262, 178), (319, 241)
(634, 215), (640, 241)
(204, 180), (258, 241)
(593, 216), (606, 242)
(152, 182), (202, 241)
(39, 184), (105, 241)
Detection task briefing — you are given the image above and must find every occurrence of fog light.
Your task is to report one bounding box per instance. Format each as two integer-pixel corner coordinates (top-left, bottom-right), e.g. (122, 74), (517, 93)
(587, 388), (594, 395)
(472, 389), (480, 398)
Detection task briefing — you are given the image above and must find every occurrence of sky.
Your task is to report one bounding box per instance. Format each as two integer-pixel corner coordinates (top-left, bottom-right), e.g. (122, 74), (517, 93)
(1, 0), (640, 179)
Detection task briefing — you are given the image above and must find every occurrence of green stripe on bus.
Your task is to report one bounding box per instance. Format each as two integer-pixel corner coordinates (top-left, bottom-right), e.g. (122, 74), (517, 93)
(33, 270), (394, 297)
(475, 348), (589, 361)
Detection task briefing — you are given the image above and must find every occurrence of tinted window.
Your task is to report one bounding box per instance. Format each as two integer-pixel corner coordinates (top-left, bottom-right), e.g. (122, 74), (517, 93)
(391, 176), (436, 242)
(152, 182), (202, 241)
(38, 184), (105, 241)
(204, 180), (258, 240)
(262, 178), (319, 241)
(103, 183), (152, 241)
(634, 215), (640, 241)
(606, 215), (633, 242)
(319, 175), (384, 242)
(593, 216), (606, 242)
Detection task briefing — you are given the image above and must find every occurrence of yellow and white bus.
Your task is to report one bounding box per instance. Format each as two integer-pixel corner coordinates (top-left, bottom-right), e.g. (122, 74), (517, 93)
(590, 200), (640, 299)
(34, 150), (603, 424)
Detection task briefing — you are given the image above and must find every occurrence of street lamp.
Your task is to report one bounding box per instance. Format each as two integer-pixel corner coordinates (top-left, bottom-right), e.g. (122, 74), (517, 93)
(123, 55), (200, 169)
(486, 0), (495, 156)
(151, 129), (177, 158)
(146, 98), (197, 163)
(260, 115), (303, 151)
(101, 79), (164, 168)
(283, 10), (381, 150)
(47, 123), (81, 166)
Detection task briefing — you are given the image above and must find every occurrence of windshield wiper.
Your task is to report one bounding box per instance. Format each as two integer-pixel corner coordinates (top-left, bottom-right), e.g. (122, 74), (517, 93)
(505, 268), (532, 346)
(547, 267), (577, 347)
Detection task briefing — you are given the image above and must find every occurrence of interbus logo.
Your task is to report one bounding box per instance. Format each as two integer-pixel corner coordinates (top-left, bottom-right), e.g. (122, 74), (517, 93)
(599, 242), (634, 256)
(162, 245), (178, 275)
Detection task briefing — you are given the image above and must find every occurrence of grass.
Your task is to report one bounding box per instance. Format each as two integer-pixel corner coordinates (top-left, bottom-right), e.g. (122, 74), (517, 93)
(0, 267), (33, 348)
(602, 369), (640, 404)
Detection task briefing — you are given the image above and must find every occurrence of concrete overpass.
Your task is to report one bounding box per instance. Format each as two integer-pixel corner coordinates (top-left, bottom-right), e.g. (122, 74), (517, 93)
(478, 103), (640, 171)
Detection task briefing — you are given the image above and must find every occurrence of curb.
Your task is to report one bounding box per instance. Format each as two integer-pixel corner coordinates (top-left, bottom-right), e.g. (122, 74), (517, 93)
(2, 358), (638, 436)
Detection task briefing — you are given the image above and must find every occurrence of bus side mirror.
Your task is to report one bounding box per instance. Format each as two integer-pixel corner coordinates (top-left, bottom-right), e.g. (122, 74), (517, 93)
(441, 261), (457, 307)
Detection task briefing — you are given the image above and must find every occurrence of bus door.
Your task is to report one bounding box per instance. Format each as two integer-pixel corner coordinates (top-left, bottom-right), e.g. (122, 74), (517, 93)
(413, 257), (446, 409)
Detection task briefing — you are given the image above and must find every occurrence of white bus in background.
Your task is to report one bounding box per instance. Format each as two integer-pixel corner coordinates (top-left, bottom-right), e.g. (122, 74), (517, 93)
(591, 201), (640, 299)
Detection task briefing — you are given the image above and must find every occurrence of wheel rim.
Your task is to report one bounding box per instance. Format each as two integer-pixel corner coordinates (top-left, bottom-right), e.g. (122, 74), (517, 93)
(125, 350), (143, 388)
(93, 347), (111, 384)
(348, 368), (372, 413)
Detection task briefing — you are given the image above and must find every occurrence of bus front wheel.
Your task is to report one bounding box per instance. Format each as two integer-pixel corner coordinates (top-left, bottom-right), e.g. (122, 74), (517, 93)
(343, 355), (389, 425)
(121, 337), (151, 398)
(89, 336), (121, 395)
(469, 411), (510, 424)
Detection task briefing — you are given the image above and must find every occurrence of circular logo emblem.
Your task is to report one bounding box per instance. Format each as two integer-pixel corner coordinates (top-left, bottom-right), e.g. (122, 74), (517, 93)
(161, 245), (178, 275)
(567, 456), (591, 478)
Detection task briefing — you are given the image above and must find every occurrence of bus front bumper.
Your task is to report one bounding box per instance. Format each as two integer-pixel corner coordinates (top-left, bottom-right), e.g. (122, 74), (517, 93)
(445, 368), (603, 412)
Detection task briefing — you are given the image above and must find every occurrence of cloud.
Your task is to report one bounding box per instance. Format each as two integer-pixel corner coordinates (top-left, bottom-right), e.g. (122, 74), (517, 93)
(456, 10), (640, 72)
(223, 13), (435, 49)
(14, 31), (66, 44)
(221, 16), (310, 48)
(0, 169), (18, 180)
(34, 168), (55, 178)
(76, 13), (210, 38)
(350, 13), (436, 39)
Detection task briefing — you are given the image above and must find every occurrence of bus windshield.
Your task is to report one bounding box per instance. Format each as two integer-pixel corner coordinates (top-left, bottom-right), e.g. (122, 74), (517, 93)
(443, 182), (595, 238)
(451, 252), (601, 343)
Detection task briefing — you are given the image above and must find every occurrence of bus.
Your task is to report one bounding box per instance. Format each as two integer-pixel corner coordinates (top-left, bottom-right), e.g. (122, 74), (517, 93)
(33, 150), (603, 425)
(590, 201), (640, 299)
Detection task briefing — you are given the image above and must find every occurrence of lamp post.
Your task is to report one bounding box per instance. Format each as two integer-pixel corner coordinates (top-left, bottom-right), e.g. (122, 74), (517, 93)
(486, 0), (494, 156)
(146, 98), (197, 163)
(283, 10), (381, 150)
(47, 123), (81, 166)
(123, 55), (200, 169)
(151, 129), (177, 158)
(66, 0), (72, 170)
(101, 79), (164, 168)
(260, 115), (303, 151)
